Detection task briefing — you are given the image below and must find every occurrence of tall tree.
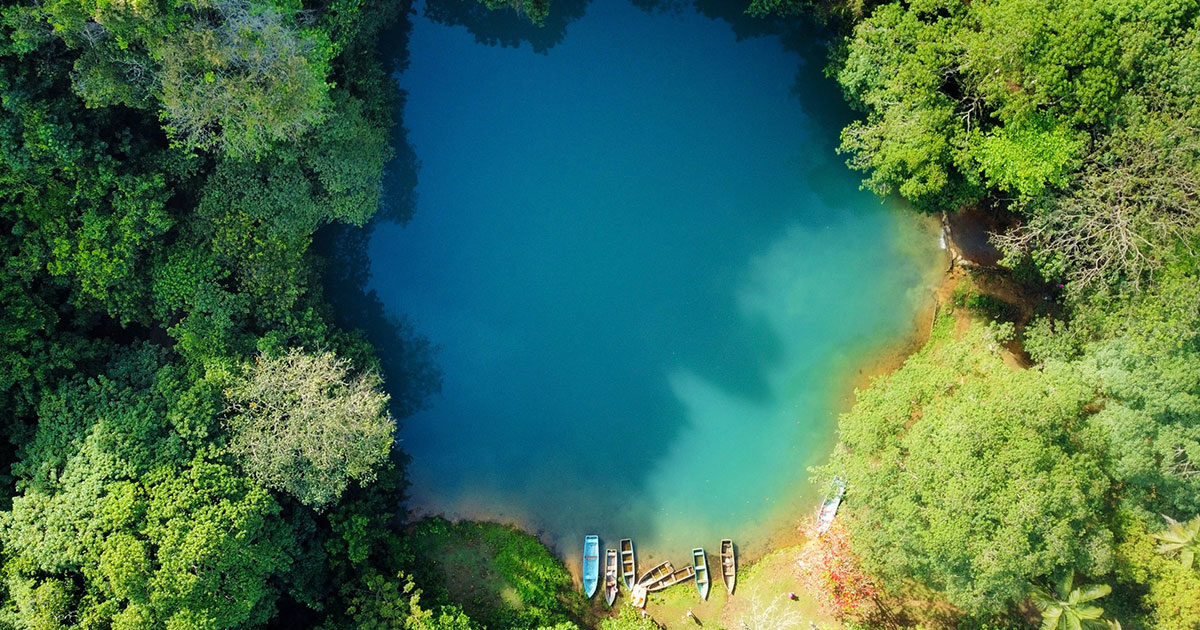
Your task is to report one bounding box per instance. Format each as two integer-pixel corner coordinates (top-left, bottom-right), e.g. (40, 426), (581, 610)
(224, 348), (395, 509)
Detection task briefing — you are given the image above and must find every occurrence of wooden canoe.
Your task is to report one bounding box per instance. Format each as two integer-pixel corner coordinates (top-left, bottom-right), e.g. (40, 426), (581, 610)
(720, 539), (736, 594)
(582, 535), (600, 598)
(604, 548), (619, 606)
(636, 560), (672, 587)
(692, 548), (710, 600)
(619, 538), (636, 589)
(644, 565), (695, 592)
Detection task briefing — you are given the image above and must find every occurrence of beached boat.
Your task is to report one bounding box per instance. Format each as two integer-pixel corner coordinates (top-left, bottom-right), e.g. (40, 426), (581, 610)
(630, 584), (648, 608)
(582, 535), (600, 598)
(692, 548), (710, 600)
(604, 548), (619, 606)
(636, 560), (672, 587)
(720, 539), (736, 594)
(815, 476), (847, 534)
(644, 565), (695, 592)
(619, 538), (636, 589)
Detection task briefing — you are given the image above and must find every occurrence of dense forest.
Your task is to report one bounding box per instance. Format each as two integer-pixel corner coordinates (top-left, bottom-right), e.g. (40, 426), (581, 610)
(0, 0), (1196, 627)
(0, 0), (465, 624)
(801, 0), (1200, 626)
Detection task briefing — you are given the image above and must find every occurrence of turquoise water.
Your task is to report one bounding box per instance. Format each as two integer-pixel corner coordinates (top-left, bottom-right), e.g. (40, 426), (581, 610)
(366, 0), (942, 564)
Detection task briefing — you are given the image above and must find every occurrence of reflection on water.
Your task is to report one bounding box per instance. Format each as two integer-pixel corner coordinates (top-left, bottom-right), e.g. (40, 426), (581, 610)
(330, 0), (944, 566)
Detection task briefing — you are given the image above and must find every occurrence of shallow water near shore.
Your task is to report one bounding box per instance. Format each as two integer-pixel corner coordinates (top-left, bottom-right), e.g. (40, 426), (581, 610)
(362, 0), (944, 570)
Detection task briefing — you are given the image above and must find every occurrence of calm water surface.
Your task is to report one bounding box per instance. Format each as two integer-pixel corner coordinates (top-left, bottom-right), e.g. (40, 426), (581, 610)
(367, 0), (943, 567)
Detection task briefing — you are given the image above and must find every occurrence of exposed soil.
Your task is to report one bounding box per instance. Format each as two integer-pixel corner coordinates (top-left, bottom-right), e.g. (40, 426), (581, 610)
(627, 545), (841, 630)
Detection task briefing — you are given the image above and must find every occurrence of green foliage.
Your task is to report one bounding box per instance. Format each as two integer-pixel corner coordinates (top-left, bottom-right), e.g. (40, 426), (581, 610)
(1069, 269), (1200, 515)
(834, 1), (980, 210)
(0, 0), (421, 622)
(1149, 514), (1200, 569)
(156, 0), (334, 157)
(994, 112), (1200, 292)
(1030, 572), (1116, 630)
(821, 318), (1112, 616)
(19, 0), (335, 156)
(1113, 510), (1200, 630)
(600, 607), (660, 630)
(832, 0), (1200, 242)
(0, 347), (297, 628)
(0, 52), (183, 323)
(224, 348), (395, 509)
(974, 115), (1086, 199)
(331, 570), (481, 630)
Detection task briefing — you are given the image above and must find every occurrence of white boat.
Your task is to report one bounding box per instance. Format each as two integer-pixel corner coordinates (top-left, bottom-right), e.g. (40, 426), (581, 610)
(815, 476), (847, 534)
(604, 548), (619, 606)
(630, 583), (648, 608)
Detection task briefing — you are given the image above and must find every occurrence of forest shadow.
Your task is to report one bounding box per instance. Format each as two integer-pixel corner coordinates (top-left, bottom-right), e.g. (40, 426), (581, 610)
(319, 221), (443, 421)
(318, 0), (442, 425)
(423, 0), (593, 53)
(631, 0), (818, 41)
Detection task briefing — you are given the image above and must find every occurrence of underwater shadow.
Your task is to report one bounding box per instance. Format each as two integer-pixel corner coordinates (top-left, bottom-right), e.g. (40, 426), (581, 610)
(423, 0), (593, 54)
(320, 221), (443, 421)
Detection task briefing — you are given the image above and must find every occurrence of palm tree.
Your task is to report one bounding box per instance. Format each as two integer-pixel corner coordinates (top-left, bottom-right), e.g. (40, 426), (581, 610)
(1030, 572), (1117, 630)
(1149, 513), (1200, 568)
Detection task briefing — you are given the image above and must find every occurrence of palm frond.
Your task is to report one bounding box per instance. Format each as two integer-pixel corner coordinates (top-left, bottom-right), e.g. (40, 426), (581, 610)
(1073, 583), (1111, 603)
(1056, 571), (1076, 600)
(1031, 585), (1058, 612)
(1039, 608), (1063, 630)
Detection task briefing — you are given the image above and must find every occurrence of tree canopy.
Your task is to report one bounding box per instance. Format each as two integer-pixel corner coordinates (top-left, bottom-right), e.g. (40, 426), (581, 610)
(225, 348), (395, 509)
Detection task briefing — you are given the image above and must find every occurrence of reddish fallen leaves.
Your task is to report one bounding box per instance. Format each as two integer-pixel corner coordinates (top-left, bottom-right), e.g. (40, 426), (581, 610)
(796, 522), (879, 620)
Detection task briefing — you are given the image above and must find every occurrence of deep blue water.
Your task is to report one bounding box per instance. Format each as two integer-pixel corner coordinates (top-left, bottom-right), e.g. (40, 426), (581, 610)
(365, 0), (942, 564)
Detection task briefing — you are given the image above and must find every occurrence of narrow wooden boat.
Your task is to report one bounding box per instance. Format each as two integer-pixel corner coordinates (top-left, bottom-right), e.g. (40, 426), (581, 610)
(720, 539), (736, 594)
(619, 538), (637, 589)
(645, 565), (695, 592)
(692, 548), (710, 600)
(604, 548), (619, 606)
(636, 560), (672, 587)
(815, 476), (847, 534)
(582, 535), (600, 598)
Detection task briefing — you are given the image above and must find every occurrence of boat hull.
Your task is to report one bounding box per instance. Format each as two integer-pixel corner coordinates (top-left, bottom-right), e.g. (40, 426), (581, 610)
(619, 538), (636, 590)
(645, 565), (694, 592)
(636, 560), (672, 587)
(720, 539), (736, 595)
(604, 548), (619, 606)
(582, 535), (600, 598)
(692, 548), (710, 600)
(815, 477), (847, 534)
(630, 584), (648, 608)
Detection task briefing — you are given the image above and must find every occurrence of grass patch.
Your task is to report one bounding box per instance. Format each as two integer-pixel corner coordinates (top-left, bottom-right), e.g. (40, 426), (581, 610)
(951, 275), (1020, 323)
(403, 517), (588, 629)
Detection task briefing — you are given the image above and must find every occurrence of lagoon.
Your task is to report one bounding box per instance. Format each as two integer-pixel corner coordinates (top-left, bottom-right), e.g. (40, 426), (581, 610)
(363, 0), (943, 565)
